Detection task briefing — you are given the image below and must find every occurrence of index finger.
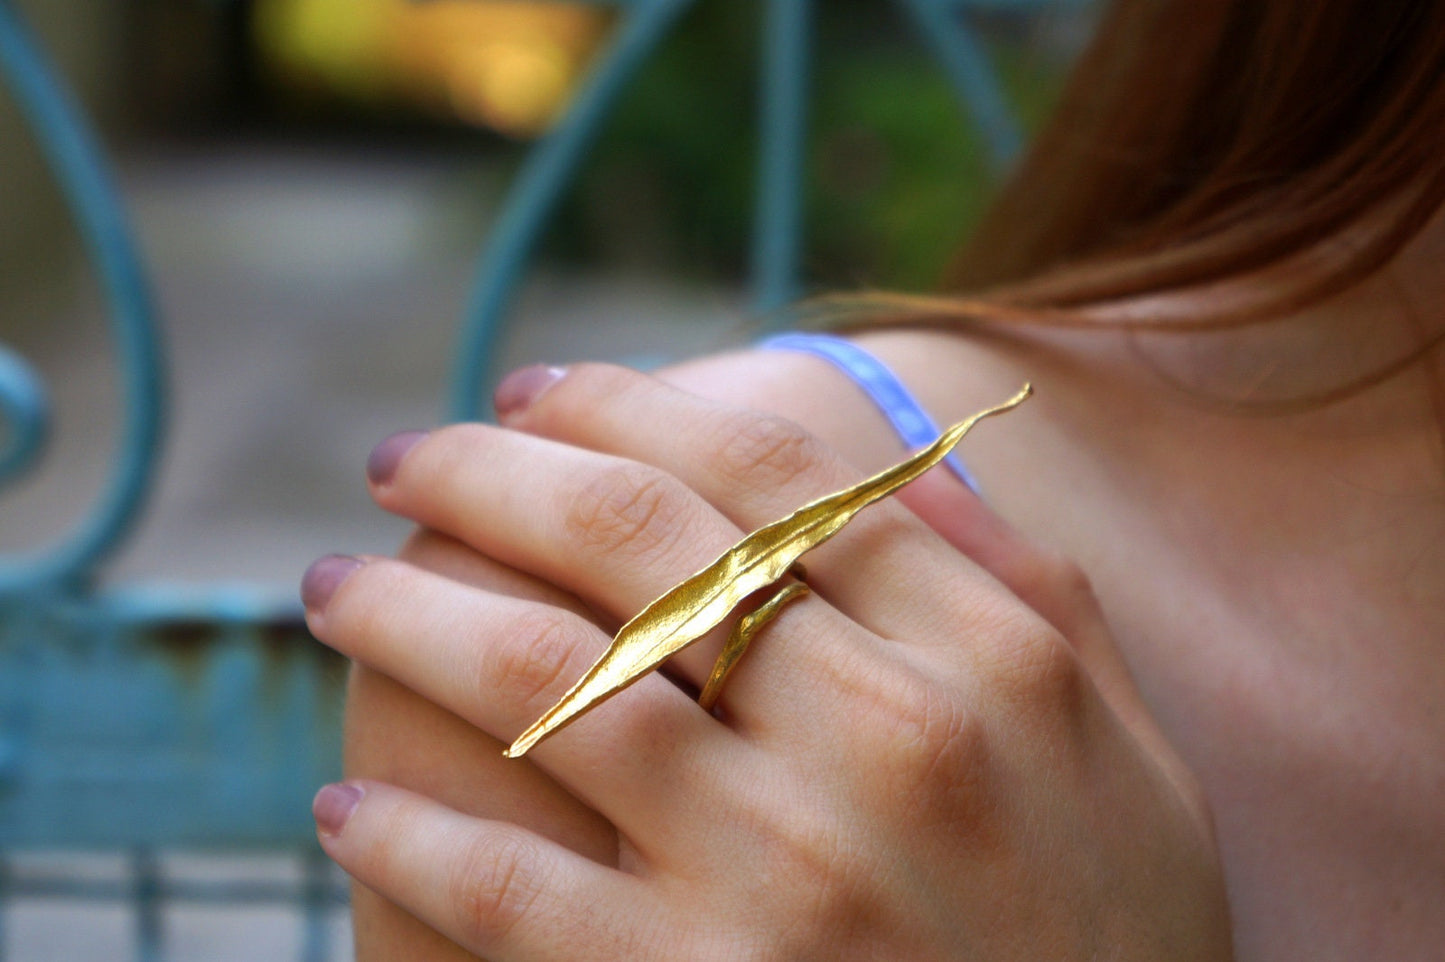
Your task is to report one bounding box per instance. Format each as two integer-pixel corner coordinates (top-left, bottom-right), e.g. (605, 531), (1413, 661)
(492, 362), (1019, 645)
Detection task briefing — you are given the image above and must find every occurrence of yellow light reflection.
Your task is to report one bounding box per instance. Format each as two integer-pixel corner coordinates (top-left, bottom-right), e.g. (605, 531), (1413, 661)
(447, 38), (573, 136)
(254, 0), (611, 138)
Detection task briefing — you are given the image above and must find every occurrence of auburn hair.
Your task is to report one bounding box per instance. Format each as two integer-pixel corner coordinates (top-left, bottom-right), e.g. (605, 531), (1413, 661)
(824, 0), (1445, 338)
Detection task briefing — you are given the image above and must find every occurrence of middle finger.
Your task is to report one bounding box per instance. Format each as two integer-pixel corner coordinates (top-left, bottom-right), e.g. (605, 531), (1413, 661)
(368, 423), (888, 732)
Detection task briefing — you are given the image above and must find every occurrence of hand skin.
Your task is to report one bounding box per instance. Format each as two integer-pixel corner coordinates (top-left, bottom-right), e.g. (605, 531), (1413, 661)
(342, 528), (619, 960)
(317, 362), (1232, 960)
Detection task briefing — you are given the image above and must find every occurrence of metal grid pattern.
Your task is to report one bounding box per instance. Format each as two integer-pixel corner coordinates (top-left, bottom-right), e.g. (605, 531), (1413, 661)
(0, 849), (349, 962)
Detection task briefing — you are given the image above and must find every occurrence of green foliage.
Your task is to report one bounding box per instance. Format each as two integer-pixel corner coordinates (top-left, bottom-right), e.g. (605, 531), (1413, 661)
(556, 2), (1069, 291)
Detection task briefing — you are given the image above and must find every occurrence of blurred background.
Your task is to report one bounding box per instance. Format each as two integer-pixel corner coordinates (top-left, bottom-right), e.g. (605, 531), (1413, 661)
(2, 0), (1091, 587)
(0, 0), (1090, 957)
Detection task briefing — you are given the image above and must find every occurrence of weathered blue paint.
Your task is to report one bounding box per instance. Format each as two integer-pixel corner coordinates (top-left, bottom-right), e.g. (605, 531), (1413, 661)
(0, 606), (343, 848)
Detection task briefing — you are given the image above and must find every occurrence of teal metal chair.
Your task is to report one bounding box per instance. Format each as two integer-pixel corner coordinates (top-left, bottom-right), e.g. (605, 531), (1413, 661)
(450, 0), (1045, 419)
(0, 0), (1077, 958)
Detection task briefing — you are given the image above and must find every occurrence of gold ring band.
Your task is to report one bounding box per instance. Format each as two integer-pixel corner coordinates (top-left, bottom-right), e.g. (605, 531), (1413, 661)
(698, 581), (810, 712)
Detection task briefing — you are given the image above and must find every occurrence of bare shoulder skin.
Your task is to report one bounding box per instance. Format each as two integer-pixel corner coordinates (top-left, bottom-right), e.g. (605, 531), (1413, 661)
(673, 309), (1445, 961)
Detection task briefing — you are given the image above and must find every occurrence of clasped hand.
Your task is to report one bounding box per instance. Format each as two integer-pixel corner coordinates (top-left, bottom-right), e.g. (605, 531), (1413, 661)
(304, 363), (1232, 960)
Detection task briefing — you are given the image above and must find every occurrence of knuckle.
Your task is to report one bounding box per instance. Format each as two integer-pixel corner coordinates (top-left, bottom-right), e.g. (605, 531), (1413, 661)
(488, 611), (590, 714)
(751, 809), (904, 957)
(450, 832), (546, 949)
(1017, 550), (1103, 617)
(1034, 551), (1097, 609)
(990, 621), (1089, 722)
(1050, 555), (1098, 607)
(750, 805), (858, 925)
(709, 412), (822, 490)
(563, 462), (692, 563)
(864, 667), (989, 809)
(593, 683), (690, 761)
(819, 653), (995, 835)
(1046, 555), (1109, 638)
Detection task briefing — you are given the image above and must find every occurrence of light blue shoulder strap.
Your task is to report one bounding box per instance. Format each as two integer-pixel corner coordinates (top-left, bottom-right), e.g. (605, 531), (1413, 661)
(757, 332), (982, 495)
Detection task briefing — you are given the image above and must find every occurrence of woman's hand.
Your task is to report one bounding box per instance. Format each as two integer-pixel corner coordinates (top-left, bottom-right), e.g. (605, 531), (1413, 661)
(306, 363), (1232, 960)
(338, 526), (618, 960)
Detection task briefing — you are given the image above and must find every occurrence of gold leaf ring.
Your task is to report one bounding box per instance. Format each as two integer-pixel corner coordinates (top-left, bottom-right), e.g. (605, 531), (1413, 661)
(504, 384), (1033, 758)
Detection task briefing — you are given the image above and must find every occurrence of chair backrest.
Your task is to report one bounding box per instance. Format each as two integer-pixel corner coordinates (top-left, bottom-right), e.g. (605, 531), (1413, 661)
(448, 0), (1067, 419)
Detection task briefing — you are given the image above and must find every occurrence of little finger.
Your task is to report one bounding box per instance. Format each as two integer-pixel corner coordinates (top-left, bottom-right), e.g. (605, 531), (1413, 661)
(315, 780), (660, 962)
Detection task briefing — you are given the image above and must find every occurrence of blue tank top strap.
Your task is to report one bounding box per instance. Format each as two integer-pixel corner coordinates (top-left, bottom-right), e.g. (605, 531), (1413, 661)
(756, 332), (983, 495)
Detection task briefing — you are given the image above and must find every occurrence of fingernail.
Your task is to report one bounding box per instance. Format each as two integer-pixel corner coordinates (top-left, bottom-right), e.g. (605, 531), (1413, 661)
(367, 430), (427, 487)
(301, 554), (364, 613)
(313, 782), (364, 837)
(494, 364), (566, 420)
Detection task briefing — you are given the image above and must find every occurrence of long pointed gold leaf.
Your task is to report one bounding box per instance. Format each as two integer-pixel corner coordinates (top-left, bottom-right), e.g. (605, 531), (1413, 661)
(504, 383), (1032, 757)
